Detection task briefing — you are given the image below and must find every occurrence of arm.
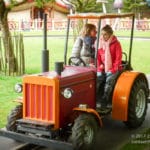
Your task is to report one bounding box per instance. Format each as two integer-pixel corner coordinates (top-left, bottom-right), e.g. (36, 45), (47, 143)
(110, 42), (122, 73)
(71, 37), (83, 57)
(97, 49), (104, 72)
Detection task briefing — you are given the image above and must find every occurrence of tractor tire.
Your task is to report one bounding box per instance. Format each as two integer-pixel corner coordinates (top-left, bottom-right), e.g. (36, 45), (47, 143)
(71, 114), (98, 150)
(124, 77), (148, 128)
(6, 104), (23, 131)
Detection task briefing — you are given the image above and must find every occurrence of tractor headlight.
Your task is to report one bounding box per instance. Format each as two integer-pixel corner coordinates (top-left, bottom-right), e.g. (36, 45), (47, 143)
(14, 83), (23, 93)
(63, 88), (74, 99)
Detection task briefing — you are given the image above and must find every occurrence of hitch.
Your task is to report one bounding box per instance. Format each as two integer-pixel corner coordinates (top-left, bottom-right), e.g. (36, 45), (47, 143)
(0, 130), (73, 150)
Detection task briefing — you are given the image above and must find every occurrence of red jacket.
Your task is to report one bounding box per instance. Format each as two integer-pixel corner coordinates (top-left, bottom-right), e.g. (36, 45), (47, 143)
(97, 36), (122, 74)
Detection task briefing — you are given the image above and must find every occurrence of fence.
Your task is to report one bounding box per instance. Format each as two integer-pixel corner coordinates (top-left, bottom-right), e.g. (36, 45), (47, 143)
(7, 18), (150, 31)
(0, 33), (25, 76)
(8, 19), (67, 31)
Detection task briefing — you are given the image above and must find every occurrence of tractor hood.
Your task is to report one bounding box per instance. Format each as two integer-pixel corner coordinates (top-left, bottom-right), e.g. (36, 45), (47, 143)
(22, 66), (96, 85)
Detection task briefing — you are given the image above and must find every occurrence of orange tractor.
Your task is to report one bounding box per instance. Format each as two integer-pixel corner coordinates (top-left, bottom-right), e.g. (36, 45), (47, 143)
(0, 13), (149, 150)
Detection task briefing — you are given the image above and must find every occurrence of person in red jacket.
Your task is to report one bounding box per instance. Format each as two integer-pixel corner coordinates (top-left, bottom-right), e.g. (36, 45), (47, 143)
(97, 24), (122, 113)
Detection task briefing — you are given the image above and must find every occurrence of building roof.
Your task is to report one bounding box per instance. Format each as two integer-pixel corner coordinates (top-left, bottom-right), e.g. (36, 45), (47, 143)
(11, 1), (69, 14)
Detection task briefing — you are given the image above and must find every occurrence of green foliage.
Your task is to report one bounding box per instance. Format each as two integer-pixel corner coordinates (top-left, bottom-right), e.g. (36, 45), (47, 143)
(35, 0), (55, 7)
(69, 0), (102, 12)
(5, 0), (55, 9)
(123, 0), (146, 13)
(106, 0), (115, 13)
(122, 0), (150, 18)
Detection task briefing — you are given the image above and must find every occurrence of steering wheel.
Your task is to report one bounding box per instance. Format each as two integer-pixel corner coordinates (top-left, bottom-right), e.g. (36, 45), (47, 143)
(68, 57), (86, 66)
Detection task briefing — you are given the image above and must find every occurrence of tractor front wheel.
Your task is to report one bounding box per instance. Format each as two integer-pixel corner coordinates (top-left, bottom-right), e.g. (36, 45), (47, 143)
(124, 77), (148, 128)
(6, 104), (23, 131)
(71, 114), (98, 150)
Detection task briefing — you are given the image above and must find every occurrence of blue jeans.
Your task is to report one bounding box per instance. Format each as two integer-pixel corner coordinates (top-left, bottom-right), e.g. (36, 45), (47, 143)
(96, 72), (116, 107)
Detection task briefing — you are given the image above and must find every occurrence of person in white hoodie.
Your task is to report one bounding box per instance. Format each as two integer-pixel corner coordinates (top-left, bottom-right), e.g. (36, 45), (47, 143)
(71, 23), (97, 66)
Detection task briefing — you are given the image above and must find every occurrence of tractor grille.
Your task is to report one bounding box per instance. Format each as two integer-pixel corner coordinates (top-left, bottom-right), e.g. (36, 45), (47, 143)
(24, 83), (54, 123)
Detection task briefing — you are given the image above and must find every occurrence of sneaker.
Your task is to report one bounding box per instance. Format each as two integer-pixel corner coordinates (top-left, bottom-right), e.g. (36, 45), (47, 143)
(97, 107), (111, 114)
(96, 102), (108, 109)
(96, 102), (101, 108)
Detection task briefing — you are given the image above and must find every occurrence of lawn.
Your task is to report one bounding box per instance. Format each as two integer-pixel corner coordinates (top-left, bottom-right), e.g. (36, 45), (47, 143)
(0, 76), (22, 128)
(120, 128), (150, 150)
(23, 36), (73, 73)
(15, 29), (150, 38)
(0, 31), (150, 129)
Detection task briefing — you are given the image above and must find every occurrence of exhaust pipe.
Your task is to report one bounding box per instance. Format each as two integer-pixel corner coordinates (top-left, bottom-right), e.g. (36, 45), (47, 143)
(55, 62), (64, 76)
(42, 13), (49, 72)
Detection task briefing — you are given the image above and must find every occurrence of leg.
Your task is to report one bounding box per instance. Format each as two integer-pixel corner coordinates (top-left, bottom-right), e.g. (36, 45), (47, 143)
(97, 74), (115, 114)
(103, 72), (121, 105)
(96, 73), (106, 103)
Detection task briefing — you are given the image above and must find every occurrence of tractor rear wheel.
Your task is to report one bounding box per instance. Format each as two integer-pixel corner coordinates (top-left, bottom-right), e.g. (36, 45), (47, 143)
(124, 77), (148, 128)
(71, 114), (98, 150)
(6, 104), (23, 131)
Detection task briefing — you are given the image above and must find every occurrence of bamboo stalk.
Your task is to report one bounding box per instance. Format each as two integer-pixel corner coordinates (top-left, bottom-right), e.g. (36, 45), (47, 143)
(0, 34), (25, 76)
(0, 37), (3, 71)
(14, 33), (19, 75)
(19, 34), (21, 75)
(21, 34), (25, 74)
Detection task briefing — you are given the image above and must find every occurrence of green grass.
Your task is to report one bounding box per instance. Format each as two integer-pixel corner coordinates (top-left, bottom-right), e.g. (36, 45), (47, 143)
(121, 143), (149, 150)
(0, 31), (150, 129)
(0, 76), (22, 128)
(120, 39), (150, 74)
(115, 30), (150, 38)
(120, 129), (150, 150)
(25, 29), (150, 38)
(24, 36), (73, 73)
(6, 29), (150, 37)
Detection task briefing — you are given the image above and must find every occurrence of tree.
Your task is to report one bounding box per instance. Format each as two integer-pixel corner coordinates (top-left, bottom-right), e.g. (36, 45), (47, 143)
(62, 0), (102, 12)
(0, 0), (16, 72)
(106, 0), (115, 13)
(122, 0), (147, 17)
(0, 0), (54, 73)
(36, 0), (55, 7)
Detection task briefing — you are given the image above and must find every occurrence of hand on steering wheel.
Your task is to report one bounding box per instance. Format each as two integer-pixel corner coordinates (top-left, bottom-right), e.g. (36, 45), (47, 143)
(68, 57), (86, 66)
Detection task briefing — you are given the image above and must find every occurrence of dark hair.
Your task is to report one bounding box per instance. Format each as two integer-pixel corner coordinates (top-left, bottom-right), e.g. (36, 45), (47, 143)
(80, 23), (96, 37)
(102, 24), (113, 35)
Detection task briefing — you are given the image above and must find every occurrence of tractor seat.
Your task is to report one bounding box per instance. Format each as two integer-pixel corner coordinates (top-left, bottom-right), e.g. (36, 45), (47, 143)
(121, 52), (132, 70)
